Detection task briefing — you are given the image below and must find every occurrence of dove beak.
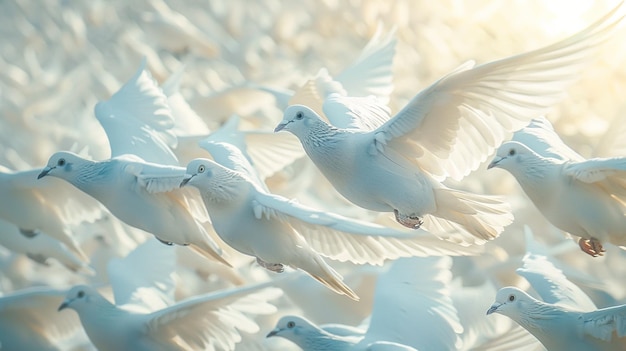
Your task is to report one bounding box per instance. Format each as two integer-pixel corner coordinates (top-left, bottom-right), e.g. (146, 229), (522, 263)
(486, 303), (501, 315)
(266, 328), (280, 338)
(487, 157), (503, 169)
(37, 166), (54, 179)
(180, 174), (194, 187)
(58, 300), (70, 311)
(274, 121), (289, 132)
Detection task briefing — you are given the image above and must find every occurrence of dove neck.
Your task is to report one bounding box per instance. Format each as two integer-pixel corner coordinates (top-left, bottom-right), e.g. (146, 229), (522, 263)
(515, 301), (570, 343)
(511, 155), (552, 191)
(301, 121), (341, 150)
(200, 171), (248, 205)
(73, 159), (109, 192)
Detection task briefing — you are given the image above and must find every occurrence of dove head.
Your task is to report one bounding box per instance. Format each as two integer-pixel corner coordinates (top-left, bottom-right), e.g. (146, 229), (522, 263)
(487, 287), (536, 319)
(58, 285), (106, 313)
(38, 151), (86, 180)
(267, 315), (322, 342)
(275, 105), (326, 138)
(488, 141), (538, 172)
(181, 158), (245, 202)
(180, 158), (220, 188)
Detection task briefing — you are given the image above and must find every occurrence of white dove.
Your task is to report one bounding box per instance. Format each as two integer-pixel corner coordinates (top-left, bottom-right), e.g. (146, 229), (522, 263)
(488, 136), (626, 257)
(0, 286), (91, 351)
(266, 256), (462, 350)
(58, 238), (282, 351)
(275, 4), (624, 245)
(38, 60), (229, 266)
(0, 164), (102, 261)
(487, 233), (626, 351)
(180, 141), (481, 300)
(0, 218), (93, 274)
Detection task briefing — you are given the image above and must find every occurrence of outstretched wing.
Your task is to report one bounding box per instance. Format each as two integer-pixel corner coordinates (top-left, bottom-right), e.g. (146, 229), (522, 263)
(94, 58), (179, 165)
(373, 5), (623, 181)
(201, 115), (305, 181)
(517, 227), (597, 311)
(363, 257), (462, 351)
(145, 281), (281, 350)
(580, 304), (626, 342)
(513, 117), (585, 161)
(108, 237), (176, 312)
(334, 24), (397, 104)
(122, 158), (210, 223)
(252, 191), (482, 265)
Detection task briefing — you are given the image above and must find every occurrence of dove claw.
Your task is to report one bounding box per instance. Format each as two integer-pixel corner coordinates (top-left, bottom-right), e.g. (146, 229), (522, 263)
(256, 258), (285, 273)
(578, 238), (605, 257)
(394, 209), (424, 229)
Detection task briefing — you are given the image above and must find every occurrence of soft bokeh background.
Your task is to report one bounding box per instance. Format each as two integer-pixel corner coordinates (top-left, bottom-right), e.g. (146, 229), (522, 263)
(2, 0), (626, 349)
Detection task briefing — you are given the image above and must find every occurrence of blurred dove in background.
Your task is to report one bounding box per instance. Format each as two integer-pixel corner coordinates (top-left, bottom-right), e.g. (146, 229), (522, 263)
(0, 218), (94, 275)
(0, 163), (103, 262)
(275, 4), (624, 247)
(0, 286), (92, 351)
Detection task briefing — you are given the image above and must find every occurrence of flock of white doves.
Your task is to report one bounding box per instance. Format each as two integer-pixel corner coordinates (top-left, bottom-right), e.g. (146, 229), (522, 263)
(3, 0), (626, 350)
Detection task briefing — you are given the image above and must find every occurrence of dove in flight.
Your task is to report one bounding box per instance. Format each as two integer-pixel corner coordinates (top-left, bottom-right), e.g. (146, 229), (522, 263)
(275, 4), (624, 246)
(180, 141), (481, 300)
(58, 238), (281, 351)
(487, 232), (626, 351)
(488, 123), (626, 257)
(266, 256), (462, 350)
(0, 164), (102, 262)
(0, 218), (94, 274)
(0, 286), (91, 351)
(38, 59), (229, 266)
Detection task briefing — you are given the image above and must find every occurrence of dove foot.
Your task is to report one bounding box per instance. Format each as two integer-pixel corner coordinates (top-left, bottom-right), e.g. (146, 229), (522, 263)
(256, 258), (284, 273)
(19, 228), (39, 238)
(578, 238), (605, 257)
(157, 238), (174, 246)
(394, 209), (424, 229)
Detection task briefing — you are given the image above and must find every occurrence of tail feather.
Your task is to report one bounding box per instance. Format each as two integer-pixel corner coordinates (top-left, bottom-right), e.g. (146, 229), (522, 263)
(428, 187), (513, 244)
(190, 241), (233, 268)
(303, 255), (359, 301)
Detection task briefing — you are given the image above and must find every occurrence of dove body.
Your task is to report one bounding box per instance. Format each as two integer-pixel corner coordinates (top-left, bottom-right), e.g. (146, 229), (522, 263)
(488, 287), (626, 351)
(183, 157), (359, 299)
(490, 141), (626, 255)
(295, 124), (436, 214)
(40, 151), (226, 264)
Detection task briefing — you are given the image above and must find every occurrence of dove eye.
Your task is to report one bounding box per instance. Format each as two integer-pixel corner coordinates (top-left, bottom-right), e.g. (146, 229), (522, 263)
(295, 111), (303, 120)
(198, 165), (206, 173)
(58, 158), (66, 167)
(77, 290), (85, 298)
(508, 294), (515, 302)
(287, 321), (295, 328)
(508, 149), (516, 156)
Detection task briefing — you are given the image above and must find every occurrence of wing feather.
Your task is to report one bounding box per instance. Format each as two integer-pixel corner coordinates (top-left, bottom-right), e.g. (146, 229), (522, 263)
(374, 5), (624, 181)
(253, 191), (482, 265)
